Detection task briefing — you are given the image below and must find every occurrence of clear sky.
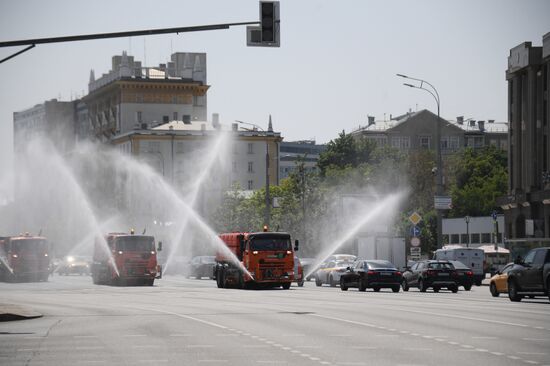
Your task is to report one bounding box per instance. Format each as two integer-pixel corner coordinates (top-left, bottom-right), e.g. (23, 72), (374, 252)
(0, 0), (549, 196)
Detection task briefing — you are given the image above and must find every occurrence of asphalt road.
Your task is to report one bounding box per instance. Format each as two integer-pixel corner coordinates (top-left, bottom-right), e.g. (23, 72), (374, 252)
(1, 276), (549, 366)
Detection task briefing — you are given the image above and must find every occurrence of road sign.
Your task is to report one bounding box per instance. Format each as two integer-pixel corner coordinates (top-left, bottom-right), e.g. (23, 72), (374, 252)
(434, 196), (452, 210)
(410, 247), (421, 253)
(410, 237), (420, 247)
(492, 210), (497, 221)
(410, 226), (420, 237)
(409, 212), (422, 225)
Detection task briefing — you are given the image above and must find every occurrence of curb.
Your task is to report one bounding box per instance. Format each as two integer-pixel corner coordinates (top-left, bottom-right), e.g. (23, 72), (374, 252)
(0, 304), (43, 322)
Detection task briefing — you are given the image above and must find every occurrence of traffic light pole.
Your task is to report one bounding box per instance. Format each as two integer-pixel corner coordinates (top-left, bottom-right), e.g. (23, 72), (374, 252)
(0, 21), (259, 64)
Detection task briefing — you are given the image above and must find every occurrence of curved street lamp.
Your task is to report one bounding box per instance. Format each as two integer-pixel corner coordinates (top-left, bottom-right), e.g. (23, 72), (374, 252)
(397, 73), (443, 249)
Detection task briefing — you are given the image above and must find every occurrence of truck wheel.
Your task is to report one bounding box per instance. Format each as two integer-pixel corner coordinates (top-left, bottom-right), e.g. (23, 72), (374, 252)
(392, 286), (400, 293)
(359, 279), (367, 292)
(402, 279), (409, 292)
(450, 286), (458, 293)
(490, 283), (499, 297)
(464, 284), (472, 291)
(508, 280), (522, 302)
(433, 286), (440, 293)
(475, 279), (482, 286)
(298, 280), (304, 287)
(282, 282), (291, 290)
(373, 287), (380, 292)
(329, 275), (336, 287)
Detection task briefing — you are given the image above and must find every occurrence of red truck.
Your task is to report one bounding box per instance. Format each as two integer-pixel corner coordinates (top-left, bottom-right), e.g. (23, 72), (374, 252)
(92, 232), (162, 286)
(215, 231), (299, 289)
(0, 234), (50, 282)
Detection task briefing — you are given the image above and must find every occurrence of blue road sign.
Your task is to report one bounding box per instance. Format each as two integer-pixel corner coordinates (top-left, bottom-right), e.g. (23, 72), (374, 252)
(410, 226), (420, 237)
(492, 211), (497, 221)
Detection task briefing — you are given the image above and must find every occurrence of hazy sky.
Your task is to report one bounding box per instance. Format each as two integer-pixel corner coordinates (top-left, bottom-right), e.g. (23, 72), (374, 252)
(1, 0), (549, 193)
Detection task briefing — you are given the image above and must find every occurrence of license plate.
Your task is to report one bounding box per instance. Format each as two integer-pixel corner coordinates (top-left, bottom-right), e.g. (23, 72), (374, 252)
(438, 273), (449, 276)
(380, 272), (392, 276)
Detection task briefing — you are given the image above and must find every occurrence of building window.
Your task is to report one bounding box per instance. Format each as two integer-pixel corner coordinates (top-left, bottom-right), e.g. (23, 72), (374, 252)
(460, 234), (469, 244)
(419, 136), (431, 149)
(137, 111), (142, 123)
(163, 115), (169, 123)
(471, 233), (480, 244)
(173, 112), (178, 121)
(451, 234), (460, 244)
(391, 136), (410, 150)
(450, 136), (460, 149)
(481, 233), (491, 244)
(247, 180), (253, 190)
(248, 143), (254, 154)
(248, 162), (254, 173)
(440, 136), (449, 150)
(148, 141), (160, 152)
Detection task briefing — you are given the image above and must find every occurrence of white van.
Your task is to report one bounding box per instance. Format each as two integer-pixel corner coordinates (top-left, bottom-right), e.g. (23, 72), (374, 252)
(433, 247), (485, 286)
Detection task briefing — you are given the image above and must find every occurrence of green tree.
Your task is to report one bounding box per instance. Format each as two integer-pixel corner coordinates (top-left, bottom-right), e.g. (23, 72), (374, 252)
(448, 146), (507, 217)
(317, 131), (376, 176)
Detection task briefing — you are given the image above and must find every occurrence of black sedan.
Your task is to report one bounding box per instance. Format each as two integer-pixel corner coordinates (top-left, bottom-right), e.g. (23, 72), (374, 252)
(340, 260), (402, 292)
(449, 260), (474, 291)
(402, 260), (459, 293)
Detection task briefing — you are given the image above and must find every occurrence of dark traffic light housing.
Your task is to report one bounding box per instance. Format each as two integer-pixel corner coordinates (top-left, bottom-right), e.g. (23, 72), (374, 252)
(247, 1), (280, 47)
(261, 2), (275, 43)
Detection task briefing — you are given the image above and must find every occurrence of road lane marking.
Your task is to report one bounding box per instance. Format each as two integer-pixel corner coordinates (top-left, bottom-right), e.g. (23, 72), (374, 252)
(125, 306), (227, 330)
(517, 352), (547, 356)
(524, 361), (539, 365)
(472, 336), (498, 340)
(188, 345), (214, 348)
(388, 308), (532, 329)
(197, 360), (228, 363)
(522, 338), (547, 341)
(296, 346), (322, 349)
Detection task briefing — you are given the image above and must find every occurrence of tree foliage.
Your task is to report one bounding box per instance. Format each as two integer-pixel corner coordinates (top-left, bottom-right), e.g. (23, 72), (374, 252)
(448, 146), (507, 217)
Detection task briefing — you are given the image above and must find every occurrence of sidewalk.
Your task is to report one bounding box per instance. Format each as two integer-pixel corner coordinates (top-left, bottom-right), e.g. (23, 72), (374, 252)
(0, 303), (42, 322)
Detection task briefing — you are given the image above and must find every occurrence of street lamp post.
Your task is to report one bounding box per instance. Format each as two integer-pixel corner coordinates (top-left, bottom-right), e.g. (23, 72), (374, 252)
(465, 215), (470, 248)
(397, 73), (443, 249)
(236, 119), (271, 229)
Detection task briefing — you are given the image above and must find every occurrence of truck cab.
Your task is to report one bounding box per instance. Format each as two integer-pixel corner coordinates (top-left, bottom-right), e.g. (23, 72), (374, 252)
(92, 232), (161, 286)
(0, 234), (50, 282)
(216, 231), (298, 289)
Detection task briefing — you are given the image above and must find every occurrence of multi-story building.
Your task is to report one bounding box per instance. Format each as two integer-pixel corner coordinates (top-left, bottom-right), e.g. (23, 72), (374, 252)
(497, 32), (550, 241)
(111, 113), (281, 199)
(353, 109), (508, 154)
(279, 140), (326, 180)
(13, 99), (76, 154)
(83, 51), (208, 141)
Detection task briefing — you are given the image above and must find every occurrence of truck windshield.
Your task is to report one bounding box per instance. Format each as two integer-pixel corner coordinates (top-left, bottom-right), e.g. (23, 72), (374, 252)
(115, 237), (154, 252)
(11, 239), (48, 253)
(250, 237), (291, 251)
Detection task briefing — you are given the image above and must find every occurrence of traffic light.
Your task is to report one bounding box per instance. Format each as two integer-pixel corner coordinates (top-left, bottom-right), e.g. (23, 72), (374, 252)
(261, 2), (275, 43)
